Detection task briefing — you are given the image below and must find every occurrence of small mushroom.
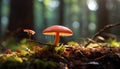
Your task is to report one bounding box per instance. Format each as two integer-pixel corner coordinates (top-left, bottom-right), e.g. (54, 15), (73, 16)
(16, 49), (22, 53)
(5, 49), (12, 54)
(32, 46), (42, 53)
(42, 25), (73, 46)
(24, 29), (35, 40)
(24, 29), (35, 35)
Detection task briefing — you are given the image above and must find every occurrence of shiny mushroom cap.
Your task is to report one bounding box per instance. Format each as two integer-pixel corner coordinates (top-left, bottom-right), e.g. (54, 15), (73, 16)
(42, 25), (73, 36)
(24, 29), (35, 35)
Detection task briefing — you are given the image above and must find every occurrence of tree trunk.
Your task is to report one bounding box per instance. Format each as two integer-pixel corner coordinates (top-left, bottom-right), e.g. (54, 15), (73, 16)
(59, 0), (65, 43)
(8, 0), (34, 40)
(59, 0), (64, 25)
(0, 0), (2, 39)
(97, 0), (110, 33)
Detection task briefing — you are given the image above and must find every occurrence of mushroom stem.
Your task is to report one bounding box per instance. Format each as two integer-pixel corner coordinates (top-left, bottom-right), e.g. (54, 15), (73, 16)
(54, 32), (60, 46)
(28, 33), (32, 40)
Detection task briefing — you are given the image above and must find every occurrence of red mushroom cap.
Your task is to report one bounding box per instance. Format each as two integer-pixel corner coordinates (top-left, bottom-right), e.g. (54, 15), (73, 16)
(43, 25), (73, 46)
(42, 25), (73, 36)
(24, 29), (35, 35)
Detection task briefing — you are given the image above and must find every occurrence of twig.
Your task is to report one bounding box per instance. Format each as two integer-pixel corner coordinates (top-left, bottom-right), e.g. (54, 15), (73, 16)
(93, 23), (120, 40)
(85, 23), (120, 47)
(87, 38), (102, 46)
(94, 55), (107, 61)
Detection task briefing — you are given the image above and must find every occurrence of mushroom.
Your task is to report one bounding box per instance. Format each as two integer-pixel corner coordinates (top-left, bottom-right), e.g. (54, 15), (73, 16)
(42, 25), (73, 46)
(24, 29), (35, 35)
(24, 29), (35, 40)
(5, 49), (12, 54)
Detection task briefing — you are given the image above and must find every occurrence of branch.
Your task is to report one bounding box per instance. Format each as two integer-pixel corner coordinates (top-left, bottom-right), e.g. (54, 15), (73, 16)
(85, 23), (120, 47)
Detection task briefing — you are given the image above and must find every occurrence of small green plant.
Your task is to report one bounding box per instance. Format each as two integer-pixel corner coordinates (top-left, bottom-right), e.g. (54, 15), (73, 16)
(67, 41), (79, 46)
(107, 39), (120, 47)
(55, 44), (65, 54)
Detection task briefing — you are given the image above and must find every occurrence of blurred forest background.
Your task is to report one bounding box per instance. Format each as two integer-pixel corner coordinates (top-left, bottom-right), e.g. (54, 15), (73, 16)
(0, 0), (120, 44)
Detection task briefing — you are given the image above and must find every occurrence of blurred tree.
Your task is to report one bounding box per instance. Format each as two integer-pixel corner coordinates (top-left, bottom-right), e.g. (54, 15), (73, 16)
(34, 0), (59, 43)
(109, 0), (120, 37)
(8, 0), (34, 40)
(59, 0), (65, 43)
(59, 0), (64, 25)
(0, 0), (1, 39)
(97, 0), (109, 32)
(64, 0), (92, 41)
